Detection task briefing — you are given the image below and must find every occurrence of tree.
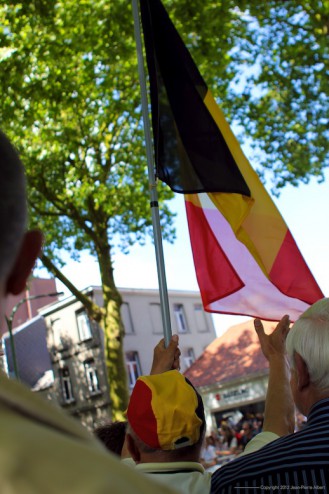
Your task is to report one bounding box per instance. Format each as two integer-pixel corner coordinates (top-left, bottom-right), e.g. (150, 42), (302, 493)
(167, 0), (328, 190)
(227, 1), (329, 191)
(0, 0), (176, 419)
(0, 0), (327, 417)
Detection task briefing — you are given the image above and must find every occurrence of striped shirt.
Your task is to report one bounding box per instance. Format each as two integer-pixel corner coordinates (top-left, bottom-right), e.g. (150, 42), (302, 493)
(211, 398), (329, 494)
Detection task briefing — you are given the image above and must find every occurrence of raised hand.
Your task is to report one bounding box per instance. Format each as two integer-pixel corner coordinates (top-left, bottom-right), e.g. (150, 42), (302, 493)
(150, 335), (181, 375)
(254, 315), (290, 361)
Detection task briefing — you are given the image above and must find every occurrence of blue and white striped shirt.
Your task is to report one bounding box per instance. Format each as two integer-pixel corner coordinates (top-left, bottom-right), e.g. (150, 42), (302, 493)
(211, 398), (329, 494)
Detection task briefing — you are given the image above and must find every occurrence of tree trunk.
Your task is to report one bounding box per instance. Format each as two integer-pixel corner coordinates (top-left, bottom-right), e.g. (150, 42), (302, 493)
(41, 246), (129, 420)
(96, 240), (129, 421)
(40, 254), (103, 321)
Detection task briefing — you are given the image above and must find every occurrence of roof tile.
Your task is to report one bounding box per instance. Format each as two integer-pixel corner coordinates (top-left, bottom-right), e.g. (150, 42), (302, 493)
(184, 320), (278, 388)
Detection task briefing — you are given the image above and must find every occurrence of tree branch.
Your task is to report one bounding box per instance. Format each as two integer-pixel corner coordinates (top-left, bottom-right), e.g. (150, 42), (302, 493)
(40, 253), (104, 322)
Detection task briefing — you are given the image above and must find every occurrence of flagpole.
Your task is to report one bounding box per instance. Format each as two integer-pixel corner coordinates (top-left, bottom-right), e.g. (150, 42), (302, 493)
(132, 0), (172, 345)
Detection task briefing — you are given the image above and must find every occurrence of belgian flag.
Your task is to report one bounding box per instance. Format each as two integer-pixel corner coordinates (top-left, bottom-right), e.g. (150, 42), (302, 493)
(140, 0), (323, 321)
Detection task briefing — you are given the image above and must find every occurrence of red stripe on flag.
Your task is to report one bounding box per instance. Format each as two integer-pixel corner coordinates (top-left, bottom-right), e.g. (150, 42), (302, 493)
(185, 198), (244, 307)
(269, 229), (324, 304)
(186, 194), (311, 321)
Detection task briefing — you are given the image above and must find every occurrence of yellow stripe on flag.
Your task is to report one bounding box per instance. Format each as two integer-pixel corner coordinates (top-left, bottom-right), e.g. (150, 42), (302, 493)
(204, 90), (288, 273)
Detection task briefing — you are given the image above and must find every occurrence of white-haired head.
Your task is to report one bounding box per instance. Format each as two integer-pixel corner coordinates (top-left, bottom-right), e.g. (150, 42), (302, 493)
(0, 131), (27, 282)
(286, 298), (329, 392)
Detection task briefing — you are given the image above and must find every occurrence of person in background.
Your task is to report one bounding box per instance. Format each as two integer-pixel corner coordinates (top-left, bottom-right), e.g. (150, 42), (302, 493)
(200, 435), (218, 469)
(94, 421), (128, 457)
(210, 429), (222, 450)
(95, 336), (182, 462)
(253, 412), (264, 434)
(217, 422), (238, 457)
(232, 424), (243, 450)
(212, 303), (329, 492)
(239, 421), (256, 450)
(126, 369), (211, 494)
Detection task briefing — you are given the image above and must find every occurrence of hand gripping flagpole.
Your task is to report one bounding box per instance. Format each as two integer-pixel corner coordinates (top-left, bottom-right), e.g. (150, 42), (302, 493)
(132, 0), (172, 345)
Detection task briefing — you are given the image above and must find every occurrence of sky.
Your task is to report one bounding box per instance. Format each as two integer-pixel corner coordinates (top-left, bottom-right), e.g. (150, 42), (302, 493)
(53, 168), (329, 337)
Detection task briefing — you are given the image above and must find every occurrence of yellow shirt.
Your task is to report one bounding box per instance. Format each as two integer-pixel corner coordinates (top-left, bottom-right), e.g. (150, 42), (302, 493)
(0, 371), (178, 494)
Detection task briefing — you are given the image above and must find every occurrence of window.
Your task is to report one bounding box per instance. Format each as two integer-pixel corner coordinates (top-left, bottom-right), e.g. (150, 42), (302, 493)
(76, 310), (92, 341)
(59, 367), (74, 403)
(149, 303), (163, 334)
(194, 303), (209, 332)
(173, 304), (189, 333)
(51, 318), (69, 350)
(121, 302), (134, 334)
(84, 360), (101, 395)
(126, 351), (142, 389)
(184, 347), (196, 369)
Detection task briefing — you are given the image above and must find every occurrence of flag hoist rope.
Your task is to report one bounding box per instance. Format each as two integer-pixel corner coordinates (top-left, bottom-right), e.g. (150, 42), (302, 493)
(132, 0), (172, 345)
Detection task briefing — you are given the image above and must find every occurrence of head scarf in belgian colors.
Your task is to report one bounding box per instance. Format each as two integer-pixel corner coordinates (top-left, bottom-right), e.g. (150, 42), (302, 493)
(127, 370), (204, 450)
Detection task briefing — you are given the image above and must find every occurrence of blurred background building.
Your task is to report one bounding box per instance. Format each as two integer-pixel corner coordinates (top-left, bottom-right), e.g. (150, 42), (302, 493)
(2, 279), (216, 430)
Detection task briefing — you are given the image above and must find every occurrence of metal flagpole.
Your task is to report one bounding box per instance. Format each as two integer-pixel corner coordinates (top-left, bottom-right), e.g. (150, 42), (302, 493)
(132, 0), (172, 345)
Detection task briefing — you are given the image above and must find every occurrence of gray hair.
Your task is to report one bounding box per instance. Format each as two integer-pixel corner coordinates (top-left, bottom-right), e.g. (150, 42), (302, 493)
(126, 424), (158, 454)
(286, 298), (329, 391)
(0, 131), (27, 282)
(127, 422), (205, 461)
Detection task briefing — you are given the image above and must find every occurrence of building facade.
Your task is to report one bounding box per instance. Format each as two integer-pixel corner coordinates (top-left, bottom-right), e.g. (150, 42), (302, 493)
(116, 287), (216, 386)
(184, 319), (276, 432)
(4, 286), (215, 430)
(38, 290), (111, 430)
(3, 316), (52, 384)
(2, 277), (58, 332)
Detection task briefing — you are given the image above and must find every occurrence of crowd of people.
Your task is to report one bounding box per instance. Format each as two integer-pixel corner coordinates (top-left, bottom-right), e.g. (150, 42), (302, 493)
(0, 130), (329, 493)
(200, 416), (265, 470)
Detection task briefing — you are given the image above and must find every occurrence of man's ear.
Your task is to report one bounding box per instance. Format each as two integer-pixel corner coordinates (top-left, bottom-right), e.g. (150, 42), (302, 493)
(295, 352), (310, 391)
(126, 433), (141, 463)
(6, 230), (43, 295)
